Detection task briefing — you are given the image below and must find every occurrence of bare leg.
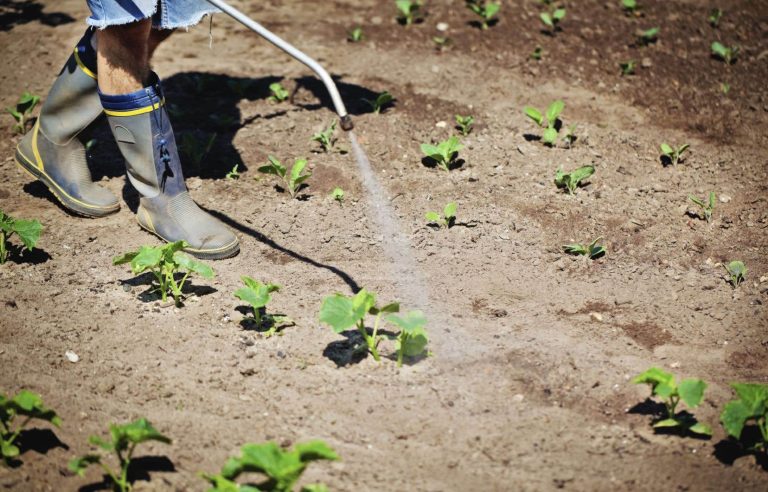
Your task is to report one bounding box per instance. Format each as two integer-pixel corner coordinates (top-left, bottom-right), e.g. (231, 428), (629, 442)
(96, 19), (152, 94)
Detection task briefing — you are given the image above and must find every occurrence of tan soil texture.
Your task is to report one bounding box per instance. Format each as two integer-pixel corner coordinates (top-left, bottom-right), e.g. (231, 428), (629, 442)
(1, 0), (768, 491)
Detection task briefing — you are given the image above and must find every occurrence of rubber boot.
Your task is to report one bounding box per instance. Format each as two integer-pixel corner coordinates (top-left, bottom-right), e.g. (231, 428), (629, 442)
(99, 72), (239, 260)
(15, 28), (120, 217)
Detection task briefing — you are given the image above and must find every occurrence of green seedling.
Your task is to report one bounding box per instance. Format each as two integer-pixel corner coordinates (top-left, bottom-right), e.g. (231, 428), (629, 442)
(330, 187), (344, 206)
(720, 82), (731, 94)
(69, 418), (171, 492)
(563, 124), (577, 148)
(688, 192), (715, 223)
(6, 91), (40, 134)
(386, 310), (429, 367)
(563, 237), (605, 259)
(258, 156), (312, 198)
(234, 277), (291, 337)
(362, 91), (393, 114)
(269, 82), (290, 103)
(455, 114), (474, 136)
(622, 0), (641, 16)
(633, 368), (712, 436)
(347, 26), (364, 42)
(708, 8), (723, 28)
(1, 390), (61, 464)
(201, 440), (338, 492)
(531, 46), (543, 60)
(311, 120), (337, 152)
(638, 27), (659, 45)
(432, 36), (452, 51)
(554, 165), (594, 194)
(721, 383), (768, 452)
(180, 133), (216, 168)
(0, 210), (42, 265)
(620, 60), (637, 75)
(524, 100), (564, 146)
(660, 142), (689, 166)
(426, 202), (457, 228)
(226, 164), (240, 180)
(113, 241), (214, 306)
(723, 260), (746, 287)
(711, 41), (739, 64)
(466, 0), (501, 30)
(421, 136), (464, 171)
(540, 7), (566, 33)
(396, 0), (422, 26)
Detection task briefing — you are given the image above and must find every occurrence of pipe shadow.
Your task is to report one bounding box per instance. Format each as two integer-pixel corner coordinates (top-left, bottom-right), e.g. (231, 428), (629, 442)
(0, 1), (74, 32)
(294, 75), (386, 115)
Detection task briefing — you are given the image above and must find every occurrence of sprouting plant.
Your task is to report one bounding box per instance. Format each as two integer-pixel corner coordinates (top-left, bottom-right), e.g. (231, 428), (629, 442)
(466, 0), (501, 30)
(347, 26), (364, 42)
(112, 241), (214, 306)
(632, 368), (712, 436)
(386, 311), (429, 367)
(688, 192), (715, 223)
(1, 390), (61, 464)
(234, 277), (291, 337)
(421, 136), (464, 171)
(531, 46), (543, 60)
(311, 120), (337, 152)
(660, 142), (690, 166)
(226, 164), (240, 180)
(711, 41), (739, 64)
(179, 133), (216, 168)
(201, 440), (338, 492)
(708, 8), (723, 28)
(396, 0), (422, 26)
(621, 0), (638, 15)
(720, 383), (768, 453)
(723, 260), (746, 287)
(426, 202), (457, 228)
(638, 27), (659, 45)
(540, 7), (566, 33)
(720, 82), (731, 94)
(330, 187), (344, 206)
(455, 114), (474, 136)
(69, 418), (171, 492)
(524, 100), (564, 146)
(563, 124), (577, 148)
(620, 60), (637, 75)
(554, 165), (594, 194)
(0, 210), (42, 265)
(362, 91), (394, 114)
(563, 237), (606, 259)
(269, 82), (290, 103)
(258, 156), (312, 198)
(6, 91), (40, 134)
(432, 36), (452, 51)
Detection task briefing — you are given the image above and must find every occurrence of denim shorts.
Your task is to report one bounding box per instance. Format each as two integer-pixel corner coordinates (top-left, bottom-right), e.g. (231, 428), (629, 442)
(86, 0), (219, 29)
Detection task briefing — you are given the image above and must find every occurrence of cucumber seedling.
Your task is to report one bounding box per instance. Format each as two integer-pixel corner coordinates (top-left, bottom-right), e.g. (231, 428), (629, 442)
(660, 143), (689, 166)
(330, 187), (344, 206)
(524, 100), (564, 146)
(69, 418), (171, 492)
(6, 91), (40, 134)
(311, 120), (337, 153)
(225, 164), (240, 180)
(113, 241), (214, 307)
(258, 156), (312, 198)
(633, 368), (712, 437)
(362, 91), (394, 114)
(563, 237), (605, 259)
(622, 0), (639, 15)
(455, 114), (475, 136)
(620, 60), (637, 76)
(421, 136), (464, 171)
(426, 202), (457, 228)
(466, 0), (501, 30)
(723, 260), (746, 287)
(708, 8), (723, 28)
(720, 383), (768, 453)
(234, 277), (292, 337)
(688, 192), (715, 223)
(201, 440), (338, 492)
(554, 165), (594, 194)
(540, 6), (566, 34)
(347, 26), (364, 42)
(386, 310), (430, 367)
(711, 41), (739, 64)
(396, 0), (422, 26)
(432, 36), (452, 51)
(268, 82), (290, 103)
(638, 27), (659, 45)
(563, 124), (577, 148)
(1, 390), (61, 464)
(0, 210), (42, 265)
(531, 46), (543, 60)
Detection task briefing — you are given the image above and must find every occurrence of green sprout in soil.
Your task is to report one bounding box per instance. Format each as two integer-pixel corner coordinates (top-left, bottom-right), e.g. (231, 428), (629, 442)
(620, 60), (637, 76)
(180, 133), (216, 168)
(638, 27), (659, 45)
(720, 82), (731, 95)
(563, 237), (606, 259)
(540, 7), (566, 34)
(524, 100), (564, 146)
(426, 202), (457, 228)
(234, 277), (293, 338)
(113, 241), (214, 306)
(396, 0), (422, 26)
(258, 156), (312, 198)
(723, 260), (746, 288)
(1, 390), (61, 464)
(660, 142), (689, 166)
(226, 164), (240, 180)
(311, 120), (337, 153)
(455, 114), (475, 136)
(386, 310), (430, 367)
(0, 210), (42, 265)
(531, 46), (543, 60)
(362, 91), (394, 114)
(554, 165), (594, 194)
(633, 368), (712, 437)
(432, 36), (452, 51)
(347, 26), (364, 42)
(622, 0), (639, 16)
(69, 418), (171, 492)
(708, 8), (723, 28)
(421, 136), (464, 171)
(6, 91), (40, 134)
(711, 41), (739, 64)
(563, 124), (577, 148)
(201, 440), (339, 492)
(268, 82), (290, 103)
(721, 383), (768, 453)
(466, 0), (501, 30)
(688, 192), (715, 223)
(330, 187), (344, 206)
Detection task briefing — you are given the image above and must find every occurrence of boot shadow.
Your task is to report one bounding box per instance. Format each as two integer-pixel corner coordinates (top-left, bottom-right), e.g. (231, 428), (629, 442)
(0, 1), (74, 32)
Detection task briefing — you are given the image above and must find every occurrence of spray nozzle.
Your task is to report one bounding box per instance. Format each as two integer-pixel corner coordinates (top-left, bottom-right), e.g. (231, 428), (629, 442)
(340, 115), (354, 131)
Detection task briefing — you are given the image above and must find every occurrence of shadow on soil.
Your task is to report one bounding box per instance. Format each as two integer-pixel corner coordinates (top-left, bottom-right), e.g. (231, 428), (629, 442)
(3, 428), (68, 468)
(0, 0), (74, 32)
(323, 328), (407, 367)
(1, 232), (51, 264)
(78, 455), (176, 492)
(713, 427), (768, 471)
(119, 271), (217, 305)
(627, 399), (711, 440)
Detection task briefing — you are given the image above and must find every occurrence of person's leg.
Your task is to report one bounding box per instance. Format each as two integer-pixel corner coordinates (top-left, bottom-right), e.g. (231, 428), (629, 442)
(96, 19), (152, 94)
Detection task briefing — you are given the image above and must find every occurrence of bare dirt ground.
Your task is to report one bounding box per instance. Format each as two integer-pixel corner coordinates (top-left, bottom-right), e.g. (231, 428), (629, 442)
(1, 0), (767, 490)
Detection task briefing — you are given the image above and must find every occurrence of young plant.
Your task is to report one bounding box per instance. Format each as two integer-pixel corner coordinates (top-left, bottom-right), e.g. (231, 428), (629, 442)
(112, 241), (214, 306)
(69, 418), (171, 492)
(688, 192), (715, 223)
(311, 120), (337, 153)
(540, 7), (566, 33)
(0, 210), (42, 265)
(385, 311), (429, 367)
(258, 156), (312, 198)
(638, 27), (659, 45)
(330, 187), (344, 206)
(6, 91), (40, 134)
(720, 82), (731, 95)
(563, 124), (577, 148)
(362, 91), (393, 114)
(554, 165), (594, 194)
(632, 368), (712, 436)
(711, 41), (739, 64)
(720, 383), (768, 452)
(466, 1), (501, 30)
(268, 82), (290, 103)
(660, 142), (690, 166)
(396, 0), (422, 26)
(226, 164), (240, 180)
(421, 136), (464, 171)
(563, 237), (606, 259)
(531, 46), (543, 60)
(347, 26), (364, 42)
(621, 0), (638, 15)
(620, 60), (637, 75)
(432, 36), (452, 51)
(708, 8), (723, 28)
(201, 440), (338, 492)
(524, 100), (564, 146)
(455, 114), (475, 136)
(179, 133), (216, 168)
(234, 277), (291, 337)
(723, 260), (746, 287)
(1, 390), (61, 464)
(426, 202), (457, 228)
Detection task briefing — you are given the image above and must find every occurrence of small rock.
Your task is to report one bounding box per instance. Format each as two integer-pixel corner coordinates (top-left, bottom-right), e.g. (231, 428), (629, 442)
(431, 65), (440, 73)
(719, 194), (731, 203)
(371, 16), (383, 25)
(435, 121), (447, 128)
(641, 57), (652, 68)
(65, 350), (79, 363)
(512, 394), (525, 402)
(589, 312), (603, 322)
(436, 22), (449, 32)
(670, 361), (681, 368)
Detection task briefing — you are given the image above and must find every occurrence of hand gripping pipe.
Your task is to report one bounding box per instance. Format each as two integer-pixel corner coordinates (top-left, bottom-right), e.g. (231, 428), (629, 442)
(205, 0), (354, 130)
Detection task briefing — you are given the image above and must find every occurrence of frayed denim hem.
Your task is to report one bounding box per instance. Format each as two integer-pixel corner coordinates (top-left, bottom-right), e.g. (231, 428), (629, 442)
(158, 8), (219, 30)
(85, 3), (219, 30)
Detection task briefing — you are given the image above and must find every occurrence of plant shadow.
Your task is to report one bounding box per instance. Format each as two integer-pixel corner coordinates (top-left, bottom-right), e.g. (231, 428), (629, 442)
(523, 133), (541, 142)
(0, 0), (74, 32)
(467, 19), (499, 30)
(713, 428), (768, 470)
(236, 306), (295, 336)
(118, 272), (217, 305)
(420, 157), (465, 171)
(293, 75), (389, 115)
(3, 428), (68, 468)
(78, 455), (176, 492)
(628, 400), (710, 439)
(1, 232), (51, 265)
(323, 330), (368, 367)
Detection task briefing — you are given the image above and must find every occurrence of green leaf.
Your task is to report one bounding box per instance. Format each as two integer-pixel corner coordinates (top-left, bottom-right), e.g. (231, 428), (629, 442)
(319, 290), (375, 333)
(569, 165), (595, 186)
(688, 422), (712, 436)
(540, 12), (553, 28)
(660, 143), (673, 155)
(110, 418), (171, 451)
(688, 195), (705, 207)
(707, 191), (716, 209)
(731, 383), (768, 414)
(545, 100), (565, 124)
(1, 440), (20, 459)
(371, 302), (400, 315)
(302, 485), (329, 492)
(563, 243), (587, 255)
(234, 279), (279, 311)
(11, 219), (42, 251)
(632, 367), (676, 392)
(174, 252), (215, 279)
(553, 8), (566, 21)
(294, 440), (340, 462)
(425, 211), (441, 223)
(10, 390), (61, 427)
(420, 143), (441, 159)
(542, 127), (558, 145)
(720, 400), (751, 438)
(678, 379), (707, 408)
(485, 3), (501, 19)
(653, 418), (681, 428)
(113, 251), (138, 266)
(130, 246), (163, 274)
(524, 106), (543, 126)
(711, 41), (727, 58)
(443, 202), (457, 220)
(68, 454), (101, 476)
